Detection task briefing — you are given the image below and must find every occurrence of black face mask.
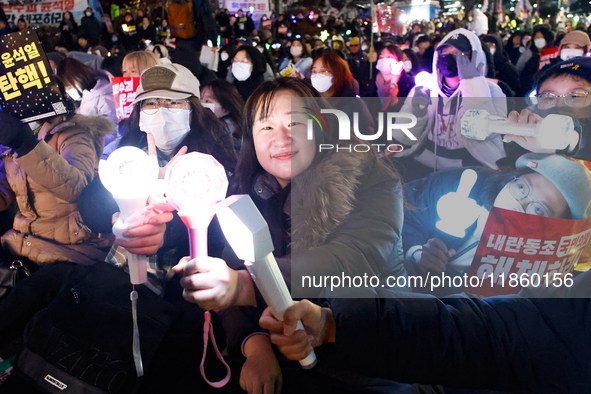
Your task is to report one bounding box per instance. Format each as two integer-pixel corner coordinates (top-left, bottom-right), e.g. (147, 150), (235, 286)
(437, 54), (458, 78)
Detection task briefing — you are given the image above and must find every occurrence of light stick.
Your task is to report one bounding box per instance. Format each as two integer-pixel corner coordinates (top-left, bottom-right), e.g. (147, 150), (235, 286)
(461, 109), (575, 150)
(99, 146), (159, 285)
(436, 169), (482, 238)
(164, 152), (228, 258)
(216, 195), (318, 369)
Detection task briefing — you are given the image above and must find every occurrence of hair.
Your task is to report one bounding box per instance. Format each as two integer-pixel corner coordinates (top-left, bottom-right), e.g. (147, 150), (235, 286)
(380, 44), (403, 61)
(402, 48), (420, 73)
(311, 51), (354, 97)
(56, 57), (108, 92)
(531, 25), (554, 52)
(289, 38), (311, 59)
(120, 95), (237, 163)
(201, 79), (245, 138)
(236, 78), (388, 194)
(122, 51), (160, 76)
(101, 55), (124, 77)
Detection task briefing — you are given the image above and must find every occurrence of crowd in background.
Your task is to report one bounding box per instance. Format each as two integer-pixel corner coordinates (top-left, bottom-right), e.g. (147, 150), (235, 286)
(1, 1), (591, 393)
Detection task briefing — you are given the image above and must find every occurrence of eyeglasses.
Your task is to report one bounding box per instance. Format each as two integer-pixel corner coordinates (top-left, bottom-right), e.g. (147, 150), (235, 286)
(140, 98), (191, 114)
(535, 91), (589, 109)
(507, 178), (550, 217)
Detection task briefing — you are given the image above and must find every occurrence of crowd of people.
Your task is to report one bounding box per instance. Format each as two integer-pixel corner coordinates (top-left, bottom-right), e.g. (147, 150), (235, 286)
(1, 2), (591, 394)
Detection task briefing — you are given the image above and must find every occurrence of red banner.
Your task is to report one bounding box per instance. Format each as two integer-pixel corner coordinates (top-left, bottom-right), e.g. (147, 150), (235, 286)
(538, 48), (559, 70)
(111, 77), (140, 122)
(465, 207), (591, 297)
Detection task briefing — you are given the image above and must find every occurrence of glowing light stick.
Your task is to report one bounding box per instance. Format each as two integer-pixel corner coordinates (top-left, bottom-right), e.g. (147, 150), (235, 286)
(216, 195), (318, 369)
(99, 146), (159, 284)
(436, 169), (482, 238)
(164, 152), (228, 258)
(461, 109), (575, 150)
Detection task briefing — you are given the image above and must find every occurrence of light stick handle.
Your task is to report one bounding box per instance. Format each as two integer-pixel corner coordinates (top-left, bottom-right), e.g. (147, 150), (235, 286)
(189, 227), (209, 259)
(128, 253), (148, 285)
(245, 254), (317, 369)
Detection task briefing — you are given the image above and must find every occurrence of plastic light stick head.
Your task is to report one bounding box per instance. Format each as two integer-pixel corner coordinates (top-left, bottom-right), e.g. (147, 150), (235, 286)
(215, 195), (274, 262)
(414, 71), (434, 89)
(98, 146), (159, 207)
(165, 152), (228, 229)
(461, 109), (491, 141)
(391, 60), (404, 76)
(436, 169), (481, 238)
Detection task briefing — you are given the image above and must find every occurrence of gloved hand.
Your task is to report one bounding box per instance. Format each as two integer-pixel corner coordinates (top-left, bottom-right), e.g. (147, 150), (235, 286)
(0, 111), (38, 156)
(456, 53), (484, 80)
(411, 87), (431, 118)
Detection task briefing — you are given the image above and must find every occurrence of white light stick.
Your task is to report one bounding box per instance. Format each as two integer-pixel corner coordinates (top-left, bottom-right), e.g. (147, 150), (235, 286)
(461, 109), (575, 150)
(216, 195), (318, 370)
(99, 146), (159, 285)
(436, 169), (482, 238)
(164, 152), (228, 258)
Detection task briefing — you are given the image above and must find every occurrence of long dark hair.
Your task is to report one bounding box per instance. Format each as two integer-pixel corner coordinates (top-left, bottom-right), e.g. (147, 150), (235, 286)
(202, 79), (245, 138)
(119, 96), (237, 168)
(57, 57), (108, 91)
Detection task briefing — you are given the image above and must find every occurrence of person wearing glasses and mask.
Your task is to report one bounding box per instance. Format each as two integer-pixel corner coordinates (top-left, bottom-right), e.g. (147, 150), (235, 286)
(401, 153), (591, 296)
(500, 56), (591, 165)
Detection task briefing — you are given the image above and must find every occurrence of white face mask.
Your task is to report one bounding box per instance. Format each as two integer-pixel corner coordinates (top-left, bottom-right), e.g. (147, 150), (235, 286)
(490, 47), (496, 55)
(139, 108), (191, 155)
(311, 74), (332, 93)
(232, 62), (252, 81)
(560, 48), (584, 61)
(403, 60), (413, 72)
(66, 88), (81, 101)
(220, 52), (229, 61)
(376, 58), (403, 76)
(290, 46), (303, 57)
(361, 44), (368, 51)
(534, 38), (546, 49)
(257, 47), (264, 53)
(85, 12), (92, 17)
(201, 102), (216, 113)
(493, 185), (526, 213)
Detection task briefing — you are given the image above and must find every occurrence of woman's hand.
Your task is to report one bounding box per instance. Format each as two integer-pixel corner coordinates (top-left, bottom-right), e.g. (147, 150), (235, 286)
(172, 256), (239, 312)
(146, 132), (188, 179)
(112, 211), (173, 255)
(415, 238), (455, 275)
(259, 300), (336, 361)
(504, 109), (555, 153)
(240, 335), (282, 394)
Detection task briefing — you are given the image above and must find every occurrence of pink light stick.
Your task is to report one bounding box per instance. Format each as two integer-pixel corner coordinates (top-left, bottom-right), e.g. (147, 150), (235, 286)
(164, 152), (231, 388)
(164, 152), (229, 258)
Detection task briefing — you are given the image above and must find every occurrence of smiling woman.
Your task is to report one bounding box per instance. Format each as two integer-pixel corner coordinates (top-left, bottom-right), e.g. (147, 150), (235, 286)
(176, 77), (409, 392)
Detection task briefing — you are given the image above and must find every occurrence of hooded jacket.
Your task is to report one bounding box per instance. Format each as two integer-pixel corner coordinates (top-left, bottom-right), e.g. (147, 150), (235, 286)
(231, 46), (267, 102)
(484, 34), (520, 95)
(396, 28), (507, 171)
(0, 115), (114, 264)
(77, 76), (117, 144)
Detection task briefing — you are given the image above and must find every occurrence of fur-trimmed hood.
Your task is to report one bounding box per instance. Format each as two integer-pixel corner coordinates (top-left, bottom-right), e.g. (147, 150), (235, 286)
(51, 114), (114, 140)
(290, 149), (377, 250)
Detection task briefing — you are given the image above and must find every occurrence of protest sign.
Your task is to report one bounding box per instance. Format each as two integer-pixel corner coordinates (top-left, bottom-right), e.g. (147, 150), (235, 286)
(1, 0), (88, 27)
(0, 29), (67, 123)
(111, 77), (140, 122)
(465, 207), (591, 297)
(538, 48), (559, 70)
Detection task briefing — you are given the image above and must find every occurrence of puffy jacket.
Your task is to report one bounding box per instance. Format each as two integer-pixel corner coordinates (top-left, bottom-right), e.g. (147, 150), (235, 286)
(0, 115), (114, 264)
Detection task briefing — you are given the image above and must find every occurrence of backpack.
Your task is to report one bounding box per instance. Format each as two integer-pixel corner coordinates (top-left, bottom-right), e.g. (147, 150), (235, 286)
(168, 0), (195, 39)
(15, 263), (227, 393)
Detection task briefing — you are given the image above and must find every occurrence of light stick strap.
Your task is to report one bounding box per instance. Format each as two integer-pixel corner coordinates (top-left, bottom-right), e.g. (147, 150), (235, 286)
(200, 311), (231, 388)
(131, 288), (144, 377)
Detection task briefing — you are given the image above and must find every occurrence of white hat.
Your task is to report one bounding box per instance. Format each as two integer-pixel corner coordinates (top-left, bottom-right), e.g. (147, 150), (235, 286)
(132, 63), (200, 104)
